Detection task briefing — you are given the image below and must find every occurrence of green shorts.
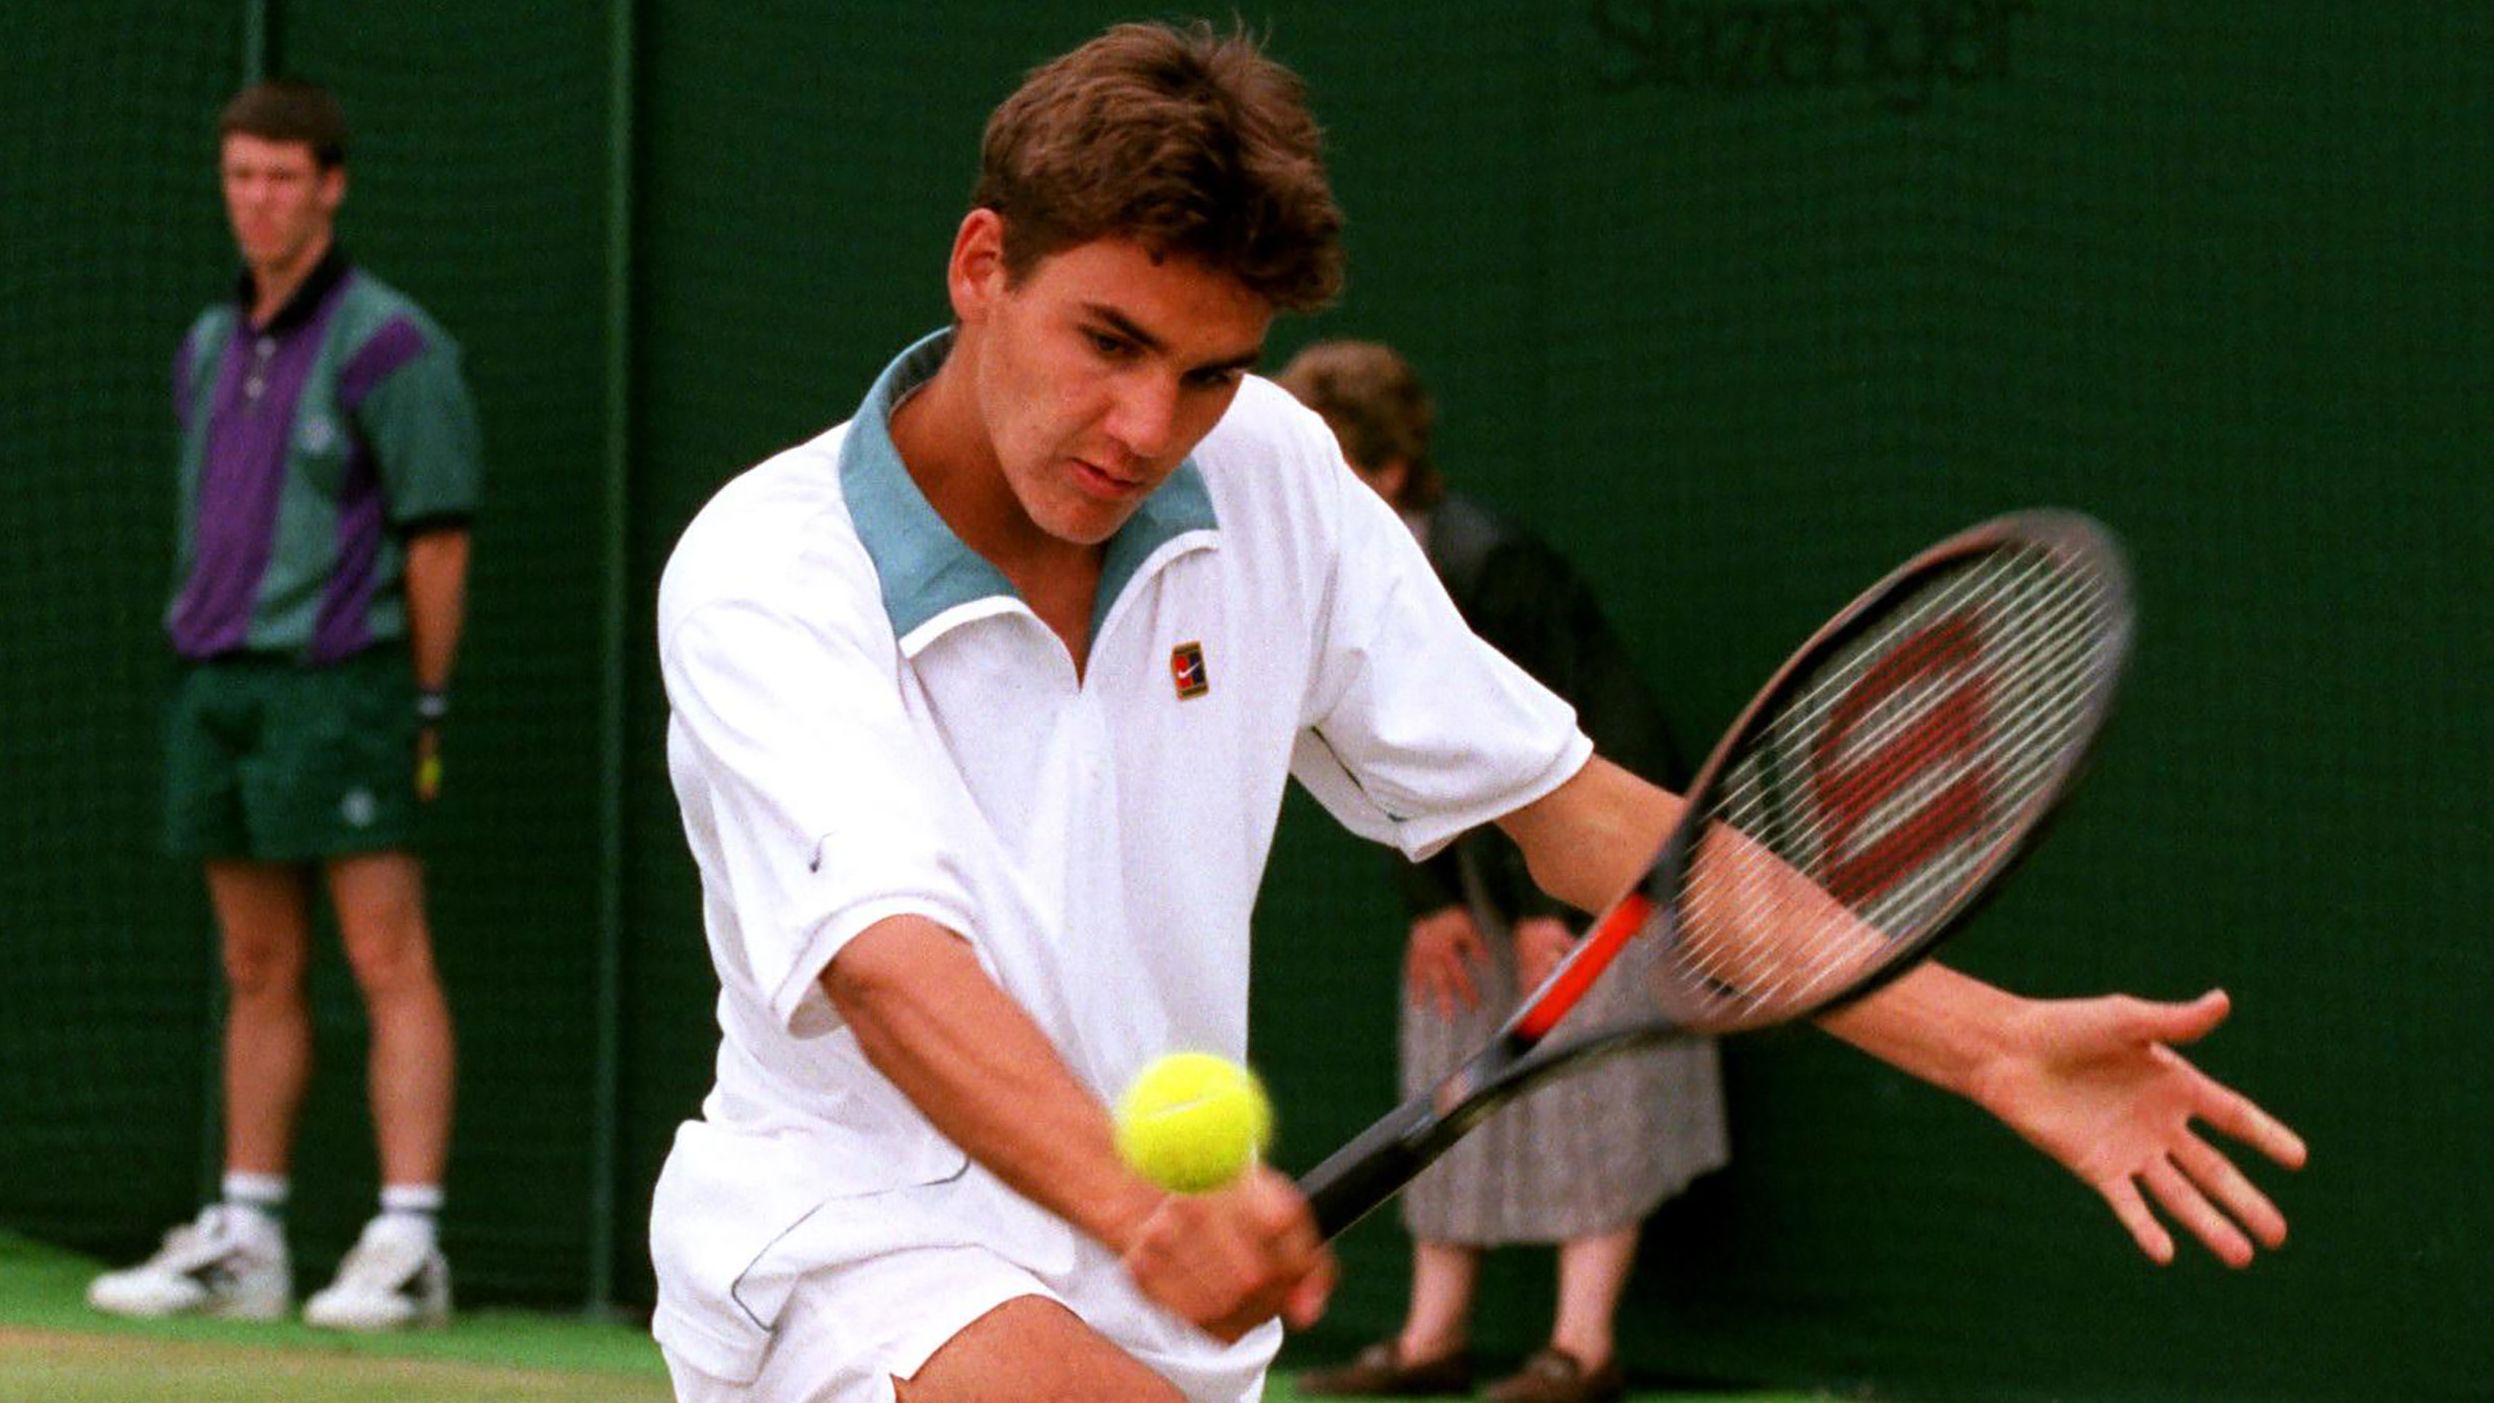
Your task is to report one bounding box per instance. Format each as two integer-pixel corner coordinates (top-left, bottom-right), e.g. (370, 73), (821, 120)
(163, 649), (423, 861)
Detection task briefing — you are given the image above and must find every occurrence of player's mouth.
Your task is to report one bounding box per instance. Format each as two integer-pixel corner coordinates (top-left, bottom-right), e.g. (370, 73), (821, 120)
(1068, 458), (1150, 501)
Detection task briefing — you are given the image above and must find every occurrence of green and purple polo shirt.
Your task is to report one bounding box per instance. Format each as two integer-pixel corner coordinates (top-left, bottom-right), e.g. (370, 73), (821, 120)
(167, 248), (481, 664)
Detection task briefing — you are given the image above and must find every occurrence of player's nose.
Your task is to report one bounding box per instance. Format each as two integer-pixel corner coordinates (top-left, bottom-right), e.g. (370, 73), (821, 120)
(1104, 371), (1179, 462)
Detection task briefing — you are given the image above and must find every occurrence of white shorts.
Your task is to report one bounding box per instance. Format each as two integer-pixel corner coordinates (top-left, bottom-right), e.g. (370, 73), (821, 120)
(657, 1239), (1276, 1403)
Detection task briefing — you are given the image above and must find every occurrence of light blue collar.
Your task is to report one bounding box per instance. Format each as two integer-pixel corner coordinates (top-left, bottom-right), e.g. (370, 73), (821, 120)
(838, 329), (1219, 639)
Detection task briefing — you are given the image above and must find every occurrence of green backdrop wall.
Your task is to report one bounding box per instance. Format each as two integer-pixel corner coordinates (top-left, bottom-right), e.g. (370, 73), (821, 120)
(1, 4), (2482, 1401)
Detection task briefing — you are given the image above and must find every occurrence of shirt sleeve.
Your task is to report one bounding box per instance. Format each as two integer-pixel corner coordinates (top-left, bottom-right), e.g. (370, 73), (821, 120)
(351, 322), (484, 529)
(662, 591), (981, 1038)
(1467, 536), (1692, 793)
(1289, 448), (1592, 860)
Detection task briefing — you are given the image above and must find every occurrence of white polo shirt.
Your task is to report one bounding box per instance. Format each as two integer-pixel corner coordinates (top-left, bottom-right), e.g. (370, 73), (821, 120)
(648, 330), (1590, 1390)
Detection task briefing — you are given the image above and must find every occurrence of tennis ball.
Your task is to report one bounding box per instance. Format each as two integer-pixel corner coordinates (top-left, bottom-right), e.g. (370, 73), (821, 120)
(1113, 1052), (1275, 1193)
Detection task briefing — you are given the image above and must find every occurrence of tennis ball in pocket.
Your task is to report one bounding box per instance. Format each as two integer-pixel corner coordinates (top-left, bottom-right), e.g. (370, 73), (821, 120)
(1113, 1052), (1274, 1193)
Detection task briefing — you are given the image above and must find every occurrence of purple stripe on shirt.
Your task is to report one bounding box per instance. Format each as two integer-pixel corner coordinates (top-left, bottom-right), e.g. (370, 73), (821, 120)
(312, 439), (387, 662)
(336, 314), (428, 413)
(167, 288), (351, 658)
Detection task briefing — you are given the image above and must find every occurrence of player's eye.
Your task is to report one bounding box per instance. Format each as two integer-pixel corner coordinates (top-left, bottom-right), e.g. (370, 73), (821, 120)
(1085, 329), (1135, 360)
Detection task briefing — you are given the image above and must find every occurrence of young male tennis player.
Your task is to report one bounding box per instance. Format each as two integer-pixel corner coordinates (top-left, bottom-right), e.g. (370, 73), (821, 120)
(647, 22), (2305, 1403)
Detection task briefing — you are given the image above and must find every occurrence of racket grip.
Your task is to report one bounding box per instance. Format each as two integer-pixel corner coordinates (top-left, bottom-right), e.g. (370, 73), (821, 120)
(1297, 1093), (1443, 1241)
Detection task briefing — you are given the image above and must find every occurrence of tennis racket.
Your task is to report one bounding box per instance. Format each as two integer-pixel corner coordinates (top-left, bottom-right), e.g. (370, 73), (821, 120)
(1299, 509), (2134, 1239)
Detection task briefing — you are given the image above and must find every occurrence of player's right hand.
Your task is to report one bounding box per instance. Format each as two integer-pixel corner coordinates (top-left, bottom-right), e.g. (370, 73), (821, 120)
(1118, 1165), (1333, 1341)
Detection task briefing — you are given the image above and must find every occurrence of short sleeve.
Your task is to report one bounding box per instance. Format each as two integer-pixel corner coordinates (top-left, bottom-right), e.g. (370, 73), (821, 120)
(1468, 537), (1692, 791)
(348, 322), (484, 528)
(662, 592), (980, 1037)
(1289, 452), (1591, 859)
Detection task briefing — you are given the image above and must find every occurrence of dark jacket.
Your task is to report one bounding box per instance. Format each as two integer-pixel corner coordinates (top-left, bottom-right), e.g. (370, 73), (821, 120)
(1392, 493), (1689, 925)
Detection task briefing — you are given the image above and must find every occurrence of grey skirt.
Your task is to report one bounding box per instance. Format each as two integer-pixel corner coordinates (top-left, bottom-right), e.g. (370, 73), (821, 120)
(1397, 899), (1729, 1246)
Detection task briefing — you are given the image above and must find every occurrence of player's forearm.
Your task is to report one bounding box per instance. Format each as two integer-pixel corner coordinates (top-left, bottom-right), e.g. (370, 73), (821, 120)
(824, 915), (1165, 1252)
(1498, 754), (1683, 914)
(1815, 961), (2023, 1101)
(402, 528), (471, 693)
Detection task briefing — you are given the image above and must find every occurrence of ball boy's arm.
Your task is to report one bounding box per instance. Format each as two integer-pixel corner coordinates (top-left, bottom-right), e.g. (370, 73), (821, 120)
(402, 527), (471, 697)
(823, 915), (1331, 1337)
(402, 528), (469, 801)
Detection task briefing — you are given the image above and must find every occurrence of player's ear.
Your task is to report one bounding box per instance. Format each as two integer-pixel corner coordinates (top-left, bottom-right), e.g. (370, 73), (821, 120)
(948, 208), (1010, 325)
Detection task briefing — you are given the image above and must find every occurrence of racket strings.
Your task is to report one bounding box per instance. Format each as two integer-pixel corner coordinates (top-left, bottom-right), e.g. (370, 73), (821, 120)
(1681, 557), (2111, 1012)
(1761, 556), (2110, 893)
(1655, 544), (2121, 1029)
(1678, 582), (2106, 1014)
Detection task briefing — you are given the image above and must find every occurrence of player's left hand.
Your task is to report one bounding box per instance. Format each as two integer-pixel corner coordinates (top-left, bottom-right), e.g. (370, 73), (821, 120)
(1967, 988), (2307, 1267)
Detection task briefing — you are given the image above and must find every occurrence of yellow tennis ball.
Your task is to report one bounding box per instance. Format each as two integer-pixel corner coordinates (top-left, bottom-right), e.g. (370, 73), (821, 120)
(1113, 1052), (1275, 1193)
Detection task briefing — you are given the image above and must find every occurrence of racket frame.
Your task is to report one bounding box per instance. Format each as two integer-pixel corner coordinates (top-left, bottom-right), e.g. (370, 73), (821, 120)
(1298, 509), (2133, 1239)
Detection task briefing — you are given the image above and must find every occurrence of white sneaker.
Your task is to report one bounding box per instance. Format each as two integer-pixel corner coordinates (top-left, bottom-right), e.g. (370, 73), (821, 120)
(86, 1206), (291, 1321)
(301, 1215), (451, 1331)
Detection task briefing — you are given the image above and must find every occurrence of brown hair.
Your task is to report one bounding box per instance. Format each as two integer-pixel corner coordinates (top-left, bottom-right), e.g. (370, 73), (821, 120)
(1274, 340), (1441, 509)
(972, 21), (1344, 312)
(219, 79), (348, 169)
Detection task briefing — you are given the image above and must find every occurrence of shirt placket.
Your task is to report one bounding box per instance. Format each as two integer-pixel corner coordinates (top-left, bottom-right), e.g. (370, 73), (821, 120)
(244, 333), (278, 406)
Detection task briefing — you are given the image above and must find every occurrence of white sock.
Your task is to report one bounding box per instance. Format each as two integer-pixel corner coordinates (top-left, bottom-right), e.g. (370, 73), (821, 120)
(378, 1184), (443, 1247)
(220, 1171), (289, 1234)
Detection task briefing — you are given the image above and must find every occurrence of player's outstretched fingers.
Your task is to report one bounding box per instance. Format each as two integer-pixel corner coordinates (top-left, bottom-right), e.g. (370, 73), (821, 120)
(2170, 1128), (2286, 1251)
(2099, 1174), (2174, 1265)
(2172, 1044), (2309, 1170)
(2141, 1154), (2253, 1268)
